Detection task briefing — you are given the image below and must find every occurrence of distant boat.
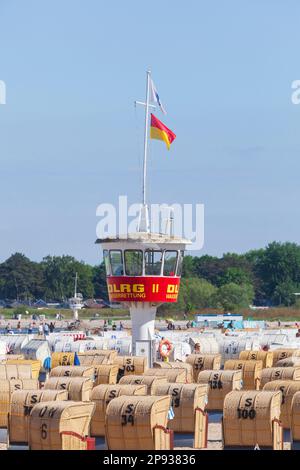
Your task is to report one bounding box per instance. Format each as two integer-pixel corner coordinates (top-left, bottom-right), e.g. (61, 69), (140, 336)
(68, 273), (84, 319)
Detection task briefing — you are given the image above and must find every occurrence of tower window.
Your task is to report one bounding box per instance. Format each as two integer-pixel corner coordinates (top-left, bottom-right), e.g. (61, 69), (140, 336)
(109, 250), (124, 276)
(124, 250), (143, 276)
(163, 251), (178, 276)
(145, 250), (162, 275)
(176, 250), (184, 276)
(103, 249), (111, 276)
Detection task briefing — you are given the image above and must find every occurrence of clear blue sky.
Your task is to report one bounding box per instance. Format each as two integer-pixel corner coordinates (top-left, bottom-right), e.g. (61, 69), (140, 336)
(1, 0), (300, 265)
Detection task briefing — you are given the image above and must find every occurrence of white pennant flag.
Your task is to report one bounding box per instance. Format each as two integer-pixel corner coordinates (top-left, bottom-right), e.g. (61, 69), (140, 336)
(150, 77), (167, 115)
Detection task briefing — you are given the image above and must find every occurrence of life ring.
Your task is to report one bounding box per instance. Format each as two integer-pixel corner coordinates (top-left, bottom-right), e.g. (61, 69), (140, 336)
(159, 339), (172, 358)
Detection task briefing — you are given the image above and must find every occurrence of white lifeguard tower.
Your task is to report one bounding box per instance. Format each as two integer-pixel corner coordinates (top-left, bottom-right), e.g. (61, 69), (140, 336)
(96, 71), (191, 357)
(68, 273), (84, 320)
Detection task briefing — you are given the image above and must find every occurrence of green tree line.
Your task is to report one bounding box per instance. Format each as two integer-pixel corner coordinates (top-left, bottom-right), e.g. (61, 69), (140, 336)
(1, 241), (300, 312)
(0, 253), (108, 302)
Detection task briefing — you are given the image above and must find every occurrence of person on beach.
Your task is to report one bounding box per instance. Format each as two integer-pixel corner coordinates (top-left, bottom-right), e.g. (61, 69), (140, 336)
(43, 323), (49, 335)
(38, 323), (44, 336)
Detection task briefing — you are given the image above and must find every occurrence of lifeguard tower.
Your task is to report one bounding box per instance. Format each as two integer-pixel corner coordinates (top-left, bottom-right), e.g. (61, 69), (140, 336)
(96, 71), (191, 359)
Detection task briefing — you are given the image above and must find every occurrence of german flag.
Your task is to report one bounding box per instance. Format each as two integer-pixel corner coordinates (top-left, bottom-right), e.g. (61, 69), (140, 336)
(150, 113), (176, 150)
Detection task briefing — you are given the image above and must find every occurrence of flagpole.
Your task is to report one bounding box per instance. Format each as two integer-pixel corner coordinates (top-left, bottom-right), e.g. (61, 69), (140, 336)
(135, 71), (171, 233)
(136, 69), (151, 233)
(143, 70), (151, 206)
